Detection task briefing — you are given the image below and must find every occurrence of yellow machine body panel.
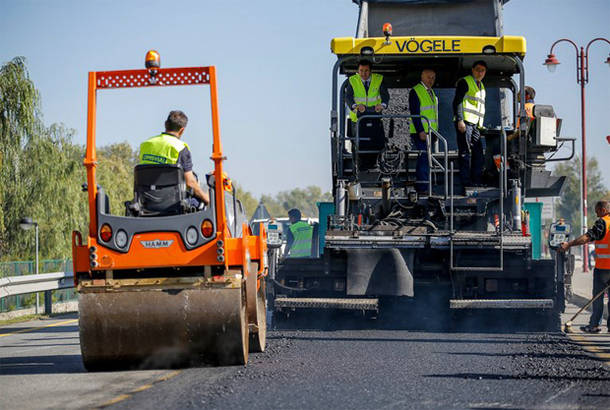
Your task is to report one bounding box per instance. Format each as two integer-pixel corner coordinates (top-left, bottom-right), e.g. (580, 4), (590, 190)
(331, 35), (526, 56)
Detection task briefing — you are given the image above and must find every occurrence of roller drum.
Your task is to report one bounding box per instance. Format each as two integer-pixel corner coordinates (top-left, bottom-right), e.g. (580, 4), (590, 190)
(246, 263), (267, 353)
(79, 286), (248, 370)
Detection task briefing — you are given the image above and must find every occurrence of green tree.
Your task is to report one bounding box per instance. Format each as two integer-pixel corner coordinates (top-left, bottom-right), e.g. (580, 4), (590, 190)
(259, 194), (285, 218)
(232, 186), (334, 220)
(233, 181), (258, 219)
(0, 57), (139, 261)
(275, 186), (332, 218)
(20, 124), (87, 259)
(554, 156), (609, 233)
(0, 57), (43, 259)
(97, 142), (139, 216)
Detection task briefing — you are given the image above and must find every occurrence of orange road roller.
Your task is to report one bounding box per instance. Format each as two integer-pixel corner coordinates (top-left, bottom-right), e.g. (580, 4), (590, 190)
(72, 51), (267, 370)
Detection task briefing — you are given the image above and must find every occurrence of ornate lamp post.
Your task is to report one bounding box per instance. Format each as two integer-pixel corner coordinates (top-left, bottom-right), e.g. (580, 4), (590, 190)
(543, 37), (610, 272)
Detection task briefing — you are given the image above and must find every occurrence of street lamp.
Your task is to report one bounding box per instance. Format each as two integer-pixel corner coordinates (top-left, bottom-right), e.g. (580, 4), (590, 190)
(543, 37), (610, 273)
(19, 217), (39, 314)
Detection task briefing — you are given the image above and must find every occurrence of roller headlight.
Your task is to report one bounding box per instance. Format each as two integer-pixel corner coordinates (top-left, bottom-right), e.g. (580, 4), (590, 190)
(115, 230), (128, 249)
(186, 226), (198, 245)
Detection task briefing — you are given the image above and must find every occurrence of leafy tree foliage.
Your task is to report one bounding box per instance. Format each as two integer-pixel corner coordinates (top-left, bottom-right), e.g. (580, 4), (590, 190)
(554, 156), (609, 233)
(97, 142), (139, 215)
(0, 58), (136, 261)
(233, 182), (258, 219)
(0, 57), (44, 259)
(236, 186), (332, 220)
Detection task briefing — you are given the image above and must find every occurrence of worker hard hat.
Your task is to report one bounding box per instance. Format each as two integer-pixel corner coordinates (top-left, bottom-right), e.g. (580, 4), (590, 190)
(222, 171), (233, 191)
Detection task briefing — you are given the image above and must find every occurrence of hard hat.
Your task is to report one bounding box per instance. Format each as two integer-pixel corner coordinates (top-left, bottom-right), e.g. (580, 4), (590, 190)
(222, 171), (232, 191)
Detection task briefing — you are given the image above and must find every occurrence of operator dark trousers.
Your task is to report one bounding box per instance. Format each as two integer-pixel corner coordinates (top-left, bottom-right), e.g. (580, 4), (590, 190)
(589, 267), (610, 327)
(350, 119), (385, 170)
(455, 121), (484, 187)
(410, 133), (429, 193)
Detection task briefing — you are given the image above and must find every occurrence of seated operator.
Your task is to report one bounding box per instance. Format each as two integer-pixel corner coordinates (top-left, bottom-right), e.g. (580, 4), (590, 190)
(408, 68), (438, 194)
(139, 110), (210, 207)
(345, 60), (390, 169)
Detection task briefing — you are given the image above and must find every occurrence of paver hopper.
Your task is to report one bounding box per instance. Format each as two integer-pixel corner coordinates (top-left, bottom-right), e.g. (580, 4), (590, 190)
(72, 52), (267, 370)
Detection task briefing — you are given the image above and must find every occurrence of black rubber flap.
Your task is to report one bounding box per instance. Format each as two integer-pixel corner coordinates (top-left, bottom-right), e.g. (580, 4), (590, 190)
(347, 248), (414, 296)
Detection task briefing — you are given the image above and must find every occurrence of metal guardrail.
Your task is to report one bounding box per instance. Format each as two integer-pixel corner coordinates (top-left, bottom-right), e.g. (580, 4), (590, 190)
(0, 272), (74, 298)
(0, 259), (76, 313)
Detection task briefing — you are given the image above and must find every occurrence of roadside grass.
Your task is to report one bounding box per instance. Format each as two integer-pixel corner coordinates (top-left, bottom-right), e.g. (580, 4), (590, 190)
(0, 313), (75, 326)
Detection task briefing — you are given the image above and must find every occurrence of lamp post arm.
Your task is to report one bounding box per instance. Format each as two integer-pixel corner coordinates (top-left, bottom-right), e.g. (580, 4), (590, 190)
(549, 38), (582, 84)
(584, 38), (610, 84)
(585, 37), (610, 54)
(549, 38), (579, 54)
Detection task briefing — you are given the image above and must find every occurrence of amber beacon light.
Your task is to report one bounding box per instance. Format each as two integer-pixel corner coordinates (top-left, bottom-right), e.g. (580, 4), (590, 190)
(145, 50), (161, 83)
(383, 23), (393, 45)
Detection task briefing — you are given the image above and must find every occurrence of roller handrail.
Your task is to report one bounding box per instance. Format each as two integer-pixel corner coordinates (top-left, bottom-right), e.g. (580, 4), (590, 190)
(545, 137), (576, 162)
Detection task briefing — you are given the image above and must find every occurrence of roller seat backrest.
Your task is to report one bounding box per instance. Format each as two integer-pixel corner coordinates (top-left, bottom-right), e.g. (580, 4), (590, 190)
(133, 164), (188, 216)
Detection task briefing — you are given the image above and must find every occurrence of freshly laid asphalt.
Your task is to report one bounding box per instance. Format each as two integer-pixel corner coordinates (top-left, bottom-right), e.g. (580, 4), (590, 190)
(1, 304), (609, 409)
(112, 307), (610, 410)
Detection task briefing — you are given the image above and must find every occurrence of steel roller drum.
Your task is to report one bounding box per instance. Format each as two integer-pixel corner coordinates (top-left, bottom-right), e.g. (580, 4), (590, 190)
(79, 286), (248, 371)
(246, 263), (266, 353)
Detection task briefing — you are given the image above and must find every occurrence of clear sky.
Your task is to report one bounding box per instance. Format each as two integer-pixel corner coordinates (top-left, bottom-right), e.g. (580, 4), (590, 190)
(1, 0), (608, 196)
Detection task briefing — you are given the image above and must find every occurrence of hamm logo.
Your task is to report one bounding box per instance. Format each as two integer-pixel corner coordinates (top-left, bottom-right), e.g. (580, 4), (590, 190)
(140, 239), (174, 249)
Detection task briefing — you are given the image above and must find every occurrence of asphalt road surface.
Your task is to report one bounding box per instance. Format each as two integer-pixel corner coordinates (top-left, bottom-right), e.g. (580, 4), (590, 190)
(1, 305), (609, 409)
(0, 314), (177, 409)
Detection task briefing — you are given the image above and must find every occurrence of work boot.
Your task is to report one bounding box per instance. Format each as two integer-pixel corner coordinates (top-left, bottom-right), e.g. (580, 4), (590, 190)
(580, 325), (602, 333)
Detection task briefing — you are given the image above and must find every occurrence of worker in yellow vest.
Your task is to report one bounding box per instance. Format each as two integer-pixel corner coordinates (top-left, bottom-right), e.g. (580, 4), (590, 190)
(140, 110), (209, 206)
(453, 60), (487, 190)
(284, 208), (313, 258)
(345, 60), (390, 169)
(409, 68), (438, 194)
(560, 200), (610, 333)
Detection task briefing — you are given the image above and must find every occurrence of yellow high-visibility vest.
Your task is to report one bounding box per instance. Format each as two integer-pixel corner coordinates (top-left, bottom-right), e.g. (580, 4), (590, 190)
(348, 73), (383, 123)
(139, 133), (189, 165)
(288, 221), (313, 258)
(409, 83), (438, 133)
(461, 75), (486, 127)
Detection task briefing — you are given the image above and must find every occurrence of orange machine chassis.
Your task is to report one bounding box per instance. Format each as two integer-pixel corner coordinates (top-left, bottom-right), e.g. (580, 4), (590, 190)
(72, 64), (267, 286)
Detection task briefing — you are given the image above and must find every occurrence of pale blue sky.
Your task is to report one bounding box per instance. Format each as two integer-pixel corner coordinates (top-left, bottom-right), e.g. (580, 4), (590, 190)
(1, 0), (608, 196)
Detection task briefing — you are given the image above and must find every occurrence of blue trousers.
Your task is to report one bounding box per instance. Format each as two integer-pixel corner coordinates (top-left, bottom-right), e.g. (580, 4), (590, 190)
(589, 268), (610, 327)
(456, 122), (484, 187)
(410, 134), (429, 193)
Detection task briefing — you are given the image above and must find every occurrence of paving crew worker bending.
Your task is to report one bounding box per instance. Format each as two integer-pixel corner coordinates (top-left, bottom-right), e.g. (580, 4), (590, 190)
(409, 68), (438, 194)
(453, 60), (487, 189)
(345, 60), (390, 169)
(139, 110), (210, 206)
(284, 208), (313, 258)
(559, 200), (610, 333)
